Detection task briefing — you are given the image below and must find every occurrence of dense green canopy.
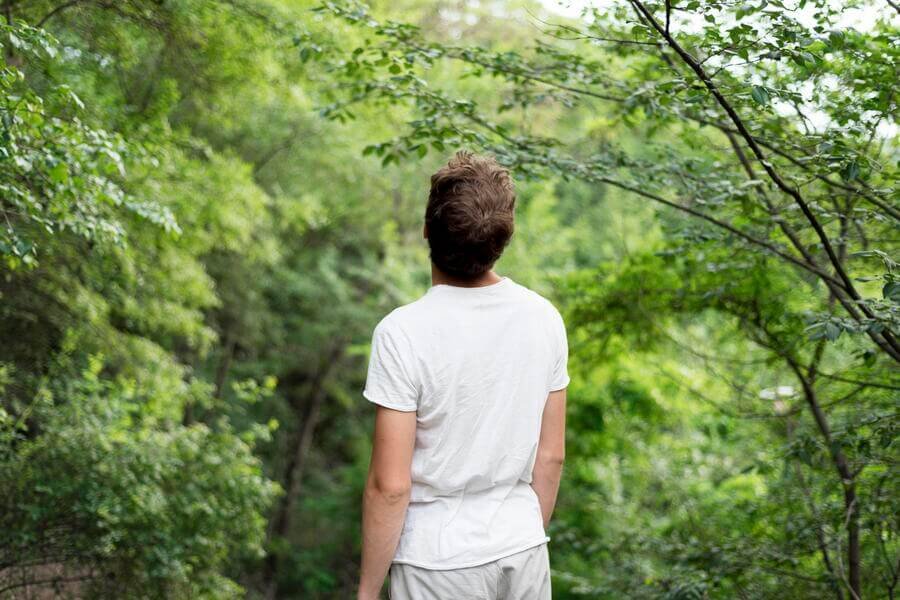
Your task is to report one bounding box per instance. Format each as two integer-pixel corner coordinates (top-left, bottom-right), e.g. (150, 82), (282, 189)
(0, 0), (896, 598)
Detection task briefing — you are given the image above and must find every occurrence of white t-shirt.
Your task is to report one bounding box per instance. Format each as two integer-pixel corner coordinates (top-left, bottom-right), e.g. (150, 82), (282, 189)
(362, 275), (570, 570)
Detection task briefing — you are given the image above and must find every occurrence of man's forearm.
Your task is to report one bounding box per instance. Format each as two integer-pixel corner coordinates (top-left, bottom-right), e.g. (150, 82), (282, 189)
(531, 453), (564, 528)
(358, 482), (410, 599)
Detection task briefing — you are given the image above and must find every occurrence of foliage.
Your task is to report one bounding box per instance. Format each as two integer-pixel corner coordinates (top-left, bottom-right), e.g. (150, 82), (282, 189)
(0, 360), (277, 598)
(0, 24), (178, 270)
(311, 0), (898, 597)
(0, 0), (896, 598)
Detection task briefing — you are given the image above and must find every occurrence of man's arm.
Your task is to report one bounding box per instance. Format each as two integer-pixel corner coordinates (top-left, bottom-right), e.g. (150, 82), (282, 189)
(357, 405), (417, 600)
(531, 388), (566, 528)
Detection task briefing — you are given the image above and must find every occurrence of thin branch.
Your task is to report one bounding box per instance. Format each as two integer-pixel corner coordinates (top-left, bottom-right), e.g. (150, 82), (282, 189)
(791, 454), (845, 600)
(526, 12), (659, 46)
(722, 131), (900, 356)
(694, 116), (900, 222)
(628, 0), (900, 361)
(464, 110), (848, 289)
(418, 38), (900, 222)
(816, 371), (900, 391)
(36, 0), (86, 27)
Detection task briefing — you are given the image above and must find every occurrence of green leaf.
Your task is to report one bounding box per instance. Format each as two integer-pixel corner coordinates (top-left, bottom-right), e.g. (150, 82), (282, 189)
(840, 160), (860, 182)
(883, 281), (900, 302)
(48, 162), (69, 184)
(750, 86), (770, 106)
(828, 30), (845, 48)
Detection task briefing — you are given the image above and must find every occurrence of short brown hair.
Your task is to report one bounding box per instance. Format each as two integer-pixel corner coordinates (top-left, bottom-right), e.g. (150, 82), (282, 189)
(425, 150), (516, 279)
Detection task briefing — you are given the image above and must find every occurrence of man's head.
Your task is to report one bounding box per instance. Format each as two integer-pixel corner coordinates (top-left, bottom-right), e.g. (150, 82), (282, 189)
(424, 150), (517, 280)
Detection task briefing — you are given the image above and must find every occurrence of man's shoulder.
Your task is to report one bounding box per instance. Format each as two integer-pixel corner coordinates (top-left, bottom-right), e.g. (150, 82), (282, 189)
(373, 294), (430, 334)
(510, 280), (563, 320)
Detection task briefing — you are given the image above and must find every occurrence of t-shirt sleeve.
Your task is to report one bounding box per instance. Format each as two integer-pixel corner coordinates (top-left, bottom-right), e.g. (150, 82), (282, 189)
(362, 318), (419, 412)
(548, 305), (570, 392)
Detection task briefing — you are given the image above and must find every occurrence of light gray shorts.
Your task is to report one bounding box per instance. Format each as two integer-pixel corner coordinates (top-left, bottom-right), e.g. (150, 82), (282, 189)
(388, 543), (551, 600)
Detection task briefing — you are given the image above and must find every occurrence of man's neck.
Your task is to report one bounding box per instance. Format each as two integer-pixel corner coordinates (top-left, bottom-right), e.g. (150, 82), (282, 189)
(431, 264), (503, 288)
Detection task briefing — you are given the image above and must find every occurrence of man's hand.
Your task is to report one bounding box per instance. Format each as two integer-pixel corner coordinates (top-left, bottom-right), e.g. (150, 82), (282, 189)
(357, 405), (417, 599)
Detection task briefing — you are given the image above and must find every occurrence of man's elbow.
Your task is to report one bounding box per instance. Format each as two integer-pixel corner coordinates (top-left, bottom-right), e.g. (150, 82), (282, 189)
(537, 450), (565, 468)
(366, 476), (412, 505)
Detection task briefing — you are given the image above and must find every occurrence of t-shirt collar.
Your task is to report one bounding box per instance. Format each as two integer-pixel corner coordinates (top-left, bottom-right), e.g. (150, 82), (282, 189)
(427, 275), (513, 296)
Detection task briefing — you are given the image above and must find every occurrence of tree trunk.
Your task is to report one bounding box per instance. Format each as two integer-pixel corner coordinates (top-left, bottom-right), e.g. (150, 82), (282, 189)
(262, 344), (344, 600)
(4, 1), (16, 64)
(845, 484), (861, 599)
(788, 359), (862, 599)
(214, 332), (236, 399)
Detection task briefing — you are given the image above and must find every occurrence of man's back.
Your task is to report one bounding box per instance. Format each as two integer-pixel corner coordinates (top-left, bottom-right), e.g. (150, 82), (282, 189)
(357, 150), (566, 600)
(363, 275), (570, 568)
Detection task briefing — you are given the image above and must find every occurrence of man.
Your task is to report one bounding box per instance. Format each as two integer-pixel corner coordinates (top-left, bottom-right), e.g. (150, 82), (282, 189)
(357, 150), (569, 600)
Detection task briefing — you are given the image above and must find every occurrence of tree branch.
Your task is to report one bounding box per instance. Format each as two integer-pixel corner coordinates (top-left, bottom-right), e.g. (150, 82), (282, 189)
(36, 0), (86, 27)
(628, 0), (900, 361)
(416, 39), (900, 222)
(724, 131), (899, 359)
(462, 109), (849, 289)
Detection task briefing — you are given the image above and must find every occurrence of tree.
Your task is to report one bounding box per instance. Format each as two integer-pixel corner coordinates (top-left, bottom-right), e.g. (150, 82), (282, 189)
(316, 1), (897, 597)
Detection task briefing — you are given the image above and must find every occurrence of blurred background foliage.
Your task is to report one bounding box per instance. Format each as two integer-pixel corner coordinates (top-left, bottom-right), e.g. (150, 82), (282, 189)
(0, 0), (896, 598)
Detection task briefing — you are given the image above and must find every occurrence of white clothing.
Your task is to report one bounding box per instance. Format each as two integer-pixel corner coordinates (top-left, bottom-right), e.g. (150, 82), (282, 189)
(388, 542), (551, 599)
(363, 276), (570, 569)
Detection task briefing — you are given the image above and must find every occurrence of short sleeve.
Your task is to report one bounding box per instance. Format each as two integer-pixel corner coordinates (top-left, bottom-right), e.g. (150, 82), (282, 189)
(362, 319), (419, 412)
(548, 305), (570, 392)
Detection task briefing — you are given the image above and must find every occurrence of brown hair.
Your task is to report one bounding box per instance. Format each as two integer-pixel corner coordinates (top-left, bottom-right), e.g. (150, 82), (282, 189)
(425, 150), (516, 279)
